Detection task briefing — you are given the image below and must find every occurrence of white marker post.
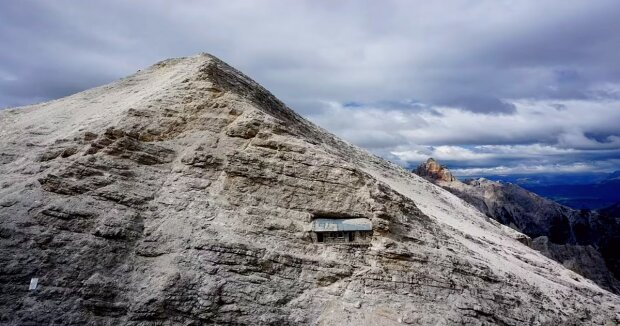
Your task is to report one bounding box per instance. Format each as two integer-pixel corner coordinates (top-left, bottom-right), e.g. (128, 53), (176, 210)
(29, 278), (38, 291)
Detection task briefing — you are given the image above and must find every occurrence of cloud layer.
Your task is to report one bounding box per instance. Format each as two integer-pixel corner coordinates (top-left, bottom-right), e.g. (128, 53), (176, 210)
(1, 0), (619, 175)
(308, 99), (620, 174)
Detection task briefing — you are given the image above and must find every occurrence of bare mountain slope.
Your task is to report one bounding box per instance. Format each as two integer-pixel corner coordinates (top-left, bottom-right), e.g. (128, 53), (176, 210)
(414, 158), (620, 294)
(1, 54), (619, 325)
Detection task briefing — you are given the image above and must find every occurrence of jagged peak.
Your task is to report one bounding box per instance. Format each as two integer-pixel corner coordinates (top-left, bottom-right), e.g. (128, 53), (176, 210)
(149, 52), (316, 136)
(413, 157), (456, 182)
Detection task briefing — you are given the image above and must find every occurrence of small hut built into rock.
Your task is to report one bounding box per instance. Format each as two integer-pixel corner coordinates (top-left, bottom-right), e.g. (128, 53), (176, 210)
(311, 218), (373, 244)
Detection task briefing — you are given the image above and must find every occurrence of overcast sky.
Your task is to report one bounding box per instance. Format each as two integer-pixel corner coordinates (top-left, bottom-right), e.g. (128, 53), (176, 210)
(1, 0), (619, 177)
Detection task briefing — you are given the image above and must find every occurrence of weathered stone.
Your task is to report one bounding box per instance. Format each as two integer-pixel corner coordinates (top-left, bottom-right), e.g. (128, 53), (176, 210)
(0, 54), (618, 325)
(415, 158), (456, 182)
(414, 158), (620, 294)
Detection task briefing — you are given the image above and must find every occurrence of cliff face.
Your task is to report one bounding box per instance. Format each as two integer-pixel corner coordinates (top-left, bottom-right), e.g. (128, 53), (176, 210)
(414, 158), (456, 182)
(1, 54), (619, 325)
(414, 159), (620, 294)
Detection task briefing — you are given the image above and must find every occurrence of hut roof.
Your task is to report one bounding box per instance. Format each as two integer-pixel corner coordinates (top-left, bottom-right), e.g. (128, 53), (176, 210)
(312, 218), (372, 232)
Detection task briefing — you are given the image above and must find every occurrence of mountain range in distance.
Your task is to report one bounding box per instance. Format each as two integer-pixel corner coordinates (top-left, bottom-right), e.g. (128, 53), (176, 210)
(443, 170), (620, 210)
(414, 158), (620, 294)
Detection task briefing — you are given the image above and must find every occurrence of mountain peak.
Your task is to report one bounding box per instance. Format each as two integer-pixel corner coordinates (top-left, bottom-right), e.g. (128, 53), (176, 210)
(414, 157), (456, 182)
(1, 54), (619, 324)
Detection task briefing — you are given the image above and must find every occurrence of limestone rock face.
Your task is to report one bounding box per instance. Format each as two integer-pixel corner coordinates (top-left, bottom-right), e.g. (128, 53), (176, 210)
(414, 158), (456, 182)
(1, 54), (619, 325)
(414, 159), (620, 294)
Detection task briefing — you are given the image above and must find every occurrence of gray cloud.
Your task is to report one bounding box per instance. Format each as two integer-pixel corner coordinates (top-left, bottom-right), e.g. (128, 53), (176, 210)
(1, 0), (619, 174)
(439, 96), (517, 115)
(308, 99), (620, 173)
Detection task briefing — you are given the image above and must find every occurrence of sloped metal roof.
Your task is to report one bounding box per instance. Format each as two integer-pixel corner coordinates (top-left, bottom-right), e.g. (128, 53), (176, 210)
(312, 218), (372, 232)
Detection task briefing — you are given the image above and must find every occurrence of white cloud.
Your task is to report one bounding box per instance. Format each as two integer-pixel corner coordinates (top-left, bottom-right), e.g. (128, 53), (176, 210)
(451, 161), (619, 176)
(307, 99), (620, 173)
(392, 146), (495, 162)
(310, 99), (620, 147)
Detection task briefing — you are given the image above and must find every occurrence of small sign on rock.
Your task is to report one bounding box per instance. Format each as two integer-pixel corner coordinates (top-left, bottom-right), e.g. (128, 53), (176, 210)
(29, 278), (38, 291)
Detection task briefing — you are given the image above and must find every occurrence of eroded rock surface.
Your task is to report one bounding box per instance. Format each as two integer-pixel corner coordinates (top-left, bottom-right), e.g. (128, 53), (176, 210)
(1, 54), (619, 325)
(414, 158), (456, 182)
(414, 158), (620, 294)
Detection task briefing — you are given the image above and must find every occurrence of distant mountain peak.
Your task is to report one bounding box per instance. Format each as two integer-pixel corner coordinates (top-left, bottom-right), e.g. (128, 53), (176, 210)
(414, 157), (456, 182)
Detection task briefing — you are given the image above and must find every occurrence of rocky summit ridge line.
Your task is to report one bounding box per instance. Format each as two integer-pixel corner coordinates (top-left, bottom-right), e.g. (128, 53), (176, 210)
(0, 54), (619, 325)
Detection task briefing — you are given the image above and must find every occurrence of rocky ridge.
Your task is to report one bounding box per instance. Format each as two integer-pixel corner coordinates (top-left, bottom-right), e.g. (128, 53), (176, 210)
(414, 158), (620, 294)
(0, 54), (619, 325)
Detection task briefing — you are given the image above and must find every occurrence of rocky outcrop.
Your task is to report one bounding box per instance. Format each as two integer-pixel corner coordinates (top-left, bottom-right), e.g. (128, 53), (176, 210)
(0, 54), (619, 325)
(415, 158), (456, 182)
(414, 159), (620, 294)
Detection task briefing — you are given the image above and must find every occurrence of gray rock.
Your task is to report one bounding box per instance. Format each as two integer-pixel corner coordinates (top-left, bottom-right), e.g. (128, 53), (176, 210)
(414, 158), (620, 294)
(0, 53), (619, 325)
